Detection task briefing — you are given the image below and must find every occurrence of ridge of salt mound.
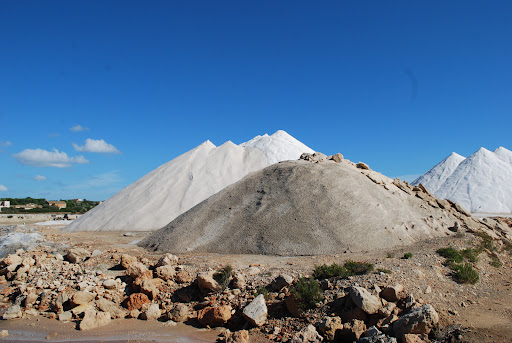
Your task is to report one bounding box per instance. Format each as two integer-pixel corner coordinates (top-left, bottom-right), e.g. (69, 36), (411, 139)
(436, 147), (512, 213)
(241, 130), (314, 165)
(412, 152), (465, 193)
(64, 139), (269, 232)
(495, 146), (512, 165)
(140, 159), (462, 256)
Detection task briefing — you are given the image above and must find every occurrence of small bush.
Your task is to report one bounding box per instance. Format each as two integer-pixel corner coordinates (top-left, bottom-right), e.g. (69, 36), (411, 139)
(213, 265), (233, 290)
(403, 252), (413, 259)
(290, 277), (323, 311)
(475, 231), (496, 252)
(386, 253), (394, 258)
(451, 263), (479, 284)
(502, 240), (512, 256)
(490, 254), (503, 268)
(313, 263), (350, 279)
(344, 260), (374, 275)
(377, 268), (392, 274)
(437, 247), (463, 263)
(460, 248), (480, 263)
(254, 286), (270, 300)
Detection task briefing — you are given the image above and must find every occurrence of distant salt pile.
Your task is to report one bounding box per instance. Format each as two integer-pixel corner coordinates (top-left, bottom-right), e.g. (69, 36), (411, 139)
(413, 147), (512, 213)
(140, 155), (474, 256)
(65, 130), (314, 232)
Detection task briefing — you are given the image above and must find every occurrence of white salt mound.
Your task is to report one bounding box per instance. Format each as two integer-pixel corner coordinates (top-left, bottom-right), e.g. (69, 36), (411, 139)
(414, 146), (512, 214)
(140, 159), (464, 256)
(65, 130), (314, 232)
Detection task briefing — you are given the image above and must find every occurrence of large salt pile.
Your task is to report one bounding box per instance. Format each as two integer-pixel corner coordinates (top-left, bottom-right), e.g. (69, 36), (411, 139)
(413, 147), (512, 214)
(65, 130), (314, 232)
(140, 156), (470, 256)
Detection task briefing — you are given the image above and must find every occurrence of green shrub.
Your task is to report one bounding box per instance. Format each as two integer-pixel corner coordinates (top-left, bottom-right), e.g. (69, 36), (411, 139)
(377, 268), (392, 274)
(386, 253), (394, 258)
(213, 265), (233, 290)
(403, 252), (413, 259)
(490, 254), (503, 268)
(460, 248), (480, 263)
(502, 240), (512, 256)
(344, 260), (374, 275)
(451, 263), (479, 284)
(254, 286), (270, 300)
(475, 231), (496, 252)
(437, 247), (463, 263)
(290, 277), (323, 311)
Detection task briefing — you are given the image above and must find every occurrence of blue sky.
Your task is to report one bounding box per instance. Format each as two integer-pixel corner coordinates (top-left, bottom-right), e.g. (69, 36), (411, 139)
(1, 1), (511, 200)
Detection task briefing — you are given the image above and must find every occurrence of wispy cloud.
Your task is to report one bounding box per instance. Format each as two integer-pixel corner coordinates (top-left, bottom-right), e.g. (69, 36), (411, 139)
(75, 170), (122, 188)
(34, 175), (47, 181)
(70, 124), (89, 132)
(48, 133), (61, 138)
(0, 185), (7, 192)
(73, 138), (120, 154)
(0, 141), (12, 147)
(13, 148), (89, 168)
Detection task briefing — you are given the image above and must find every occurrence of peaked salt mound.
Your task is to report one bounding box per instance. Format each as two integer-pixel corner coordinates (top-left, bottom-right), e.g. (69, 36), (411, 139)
(412, 152), (465, 193)
(140, 159), (463, 255)
(65, 141), (269, 232)
(495, 146), (512, 165)
(241, 130), (314, 165)
(436, 148), (512, 213)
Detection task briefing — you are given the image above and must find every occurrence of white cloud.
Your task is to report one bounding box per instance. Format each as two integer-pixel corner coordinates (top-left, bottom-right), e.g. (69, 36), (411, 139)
(13, 148), (89, 168)
(70, 125), (89, 132)
(0, 185), (7, 192)
(0, 140), (12, 147)
(73, 138), (120, 154)
(34, 175), (47, 181)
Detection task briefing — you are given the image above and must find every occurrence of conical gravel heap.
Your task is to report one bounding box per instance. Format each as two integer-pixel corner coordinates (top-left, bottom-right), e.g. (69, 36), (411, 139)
(140, 155), (476, 256)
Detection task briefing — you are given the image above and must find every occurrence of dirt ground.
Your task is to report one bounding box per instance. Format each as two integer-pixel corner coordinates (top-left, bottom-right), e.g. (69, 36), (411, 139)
(1, 220), (512, 342)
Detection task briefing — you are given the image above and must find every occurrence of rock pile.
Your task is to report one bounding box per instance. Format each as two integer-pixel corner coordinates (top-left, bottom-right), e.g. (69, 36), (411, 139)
(1, 245), (443, 342)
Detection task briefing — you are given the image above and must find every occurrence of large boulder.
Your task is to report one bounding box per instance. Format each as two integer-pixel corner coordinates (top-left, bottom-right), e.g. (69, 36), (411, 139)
(79, 310), (111, 330)
(242, 294), (267, 326)
(96, 298), (128, 319)
(66, 248), (91, 263)
(126, 262), (152, 280)
(167, 303), (191, 322)
(392, 304), (439, 338)
(124, 293), (150, 311)
(2, 305), (22, 320)
(197, 271), (222, 292)
(141, 303), (161, 320)
(380, 284), (404, 302)
(72, 291), (96, 306)
(290, 324), (323, 342)
(317, 316), (342, 341)
(349, 286), (382, 314)
(197, 305), (232, 327)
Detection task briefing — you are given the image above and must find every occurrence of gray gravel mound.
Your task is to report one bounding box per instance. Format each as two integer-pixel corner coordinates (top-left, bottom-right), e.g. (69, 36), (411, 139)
(140, 160), (464, 256)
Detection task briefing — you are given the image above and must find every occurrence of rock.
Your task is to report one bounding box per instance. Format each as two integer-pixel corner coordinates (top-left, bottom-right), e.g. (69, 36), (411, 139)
(2, 304), (22, 319)
(300, 152), (327, 163)
(356, 162), (370, 170)
(126, 262), (152, 280)
(124, 293), (150, 311)
(2, 254), (22, 267)
(96, 298), (128, 319)
(25, 292), (38, 307)
(91, 249), (102, 257)
(141, 303), (161, 320)
(226, 329), (250, 343)
(290, 324), (323, 342)
(402, 334), (429, 343)
(242, 294), (267, 327)
(231, 273), (246, 289)
(197, 305), (232, 327)
(317, 316), (342, 341)
(424, 286), (432, 294)
(285, 294), (303, 317)
(120, 254), (137, 269)
(378, 302), (397, 317)
(363, 326), (382, 338)
(168, 303), (191, 322)
(271, 274), (293, 291)
(156, 253), (178, 266)
(66, 248), (91, 263)
(139, 278), (159, 300)
(58, 311), (73, 322)
(197, 271), (222, 292)
(155, 265), (175, 281)
(339, 319), (366, 341)
(380, 284), (404, 302)
(128, 309), (140, 319)
(175, 270), (193, 284)
(71, 302), (95, 315)
(103, 279), (117, 290)
(392, 304), (439, 338)
(79, 309), (111, 330)
(404, 294), (416, 309)
(330, 153), (344, 163)
(350, 286), (382, 314)
(72, 291), (96, 305)
(0, 330), (8, 337)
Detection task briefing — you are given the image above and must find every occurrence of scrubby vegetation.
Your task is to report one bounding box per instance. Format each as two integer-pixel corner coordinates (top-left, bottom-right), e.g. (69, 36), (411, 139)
(403, 252), (413, 259)
(313, 261), (374, 280)
(290, 277), (323, 311)
(451, 263), (479, 284)
(437, 247), (464, 263)
(213, 265), (233, 290)
(437, 246), (481, 284)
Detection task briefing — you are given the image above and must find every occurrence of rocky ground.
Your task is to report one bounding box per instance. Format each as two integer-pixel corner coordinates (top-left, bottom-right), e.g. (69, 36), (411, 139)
(0, 220), (512, 343)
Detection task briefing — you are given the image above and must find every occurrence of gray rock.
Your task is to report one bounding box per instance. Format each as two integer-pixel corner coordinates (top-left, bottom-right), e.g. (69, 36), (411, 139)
(79, 309), (111, 330)
(141, 303), (161, 320)
(66, 248), (91, 263)
(2, 305), (22, 320)
(156, 253), (178, 266)
(102, 279), (117, 290)
(167, 303), (191, 322)
(96, 298), (128, 319)
(271, 274), (293, 291)
(317, 316), (342, 341)
(290, 324), (323, 343)
(72, 291), (96, 305)
(380, 284), (404, 302)
(242, 294), (267, 326)
(350, 286), (382, 314)
(392, 304), (439, 338)
(58, 311), (73, 322)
